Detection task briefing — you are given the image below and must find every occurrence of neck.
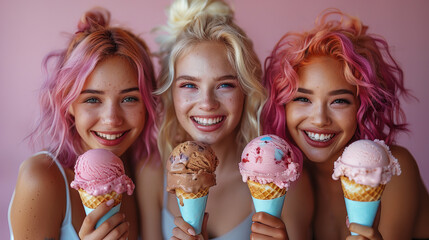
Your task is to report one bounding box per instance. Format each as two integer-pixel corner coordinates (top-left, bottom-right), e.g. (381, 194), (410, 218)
(210, 134), (241, 175)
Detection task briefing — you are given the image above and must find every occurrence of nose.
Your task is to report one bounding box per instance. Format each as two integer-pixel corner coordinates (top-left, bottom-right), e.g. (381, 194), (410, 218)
(198, 88), (220, 111)
(310, 103), (331, 127)
(101, 102), (124, 127)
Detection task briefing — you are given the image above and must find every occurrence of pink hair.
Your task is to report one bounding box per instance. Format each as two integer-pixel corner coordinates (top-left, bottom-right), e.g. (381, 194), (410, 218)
(28, 8), (159, 168)
(262, 9), (410, 146)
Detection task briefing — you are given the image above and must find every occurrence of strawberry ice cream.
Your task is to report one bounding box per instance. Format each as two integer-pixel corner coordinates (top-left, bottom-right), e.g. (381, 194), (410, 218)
(332, 139), (401, 187)
(71, 148), (135, 196)
(239, 134), (302, 189)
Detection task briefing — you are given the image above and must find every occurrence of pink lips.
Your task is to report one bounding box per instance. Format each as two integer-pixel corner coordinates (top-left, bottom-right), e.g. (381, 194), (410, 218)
(91, 131), (129, 146)
(302, 130), (336, 148)
(191, 115), (225, 132)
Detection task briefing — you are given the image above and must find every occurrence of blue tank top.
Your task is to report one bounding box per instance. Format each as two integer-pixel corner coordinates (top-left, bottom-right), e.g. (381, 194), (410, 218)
(8, 151), (79, 240)
(161, 175), (253, 239)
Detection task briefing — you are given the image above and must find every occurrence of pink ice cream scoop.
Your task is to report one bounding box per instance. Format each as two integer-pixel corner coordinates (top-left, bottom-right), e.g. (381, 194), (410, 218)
(71, 149), (135, 196)
(239, 134), (302, 189)
(332, 139), (401, 187)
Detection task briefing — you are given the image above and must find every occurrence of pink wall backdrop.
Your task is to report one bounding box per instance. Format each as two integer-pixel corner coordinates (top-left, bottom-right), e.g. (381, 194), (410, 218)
(1, 0), (428, 237)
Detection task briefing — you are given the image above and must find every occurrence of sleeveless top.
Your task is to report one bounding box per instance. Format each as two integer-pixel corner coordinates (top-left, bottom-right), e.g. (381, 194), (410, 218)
(161, 175), (253, 240)
(8, 151), (79, 240)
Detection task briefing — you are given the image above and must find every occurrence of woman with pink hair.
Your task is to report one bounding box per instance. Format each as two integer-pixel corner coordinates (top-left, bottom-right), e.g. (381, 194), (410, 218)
(8, 8), (159, 239)
(262, 9), (429, 240)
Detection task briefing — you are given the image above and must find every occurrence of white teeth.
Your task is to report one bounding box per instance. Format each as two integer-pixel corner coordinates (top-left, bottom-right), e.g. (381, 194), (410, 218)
(306, 131), (334, 142)
(193, 117), (223, 126)
(95, 132), (124, 140)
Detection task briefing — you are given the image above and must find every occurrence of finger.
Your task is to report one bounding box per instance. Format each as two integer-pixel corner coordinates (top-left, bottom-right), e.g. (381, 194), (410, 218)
(252, 212), (286, 229)
(250, 231), (281, 240)
(173, 216), (197, 236)
(172, 226), (198, 240)
(251, 221), (288, 239)
(104, 221), (129, 240)
(349, 223), (382, 240)
(79, 199), (116, 238)
(97, 212), (126, 234)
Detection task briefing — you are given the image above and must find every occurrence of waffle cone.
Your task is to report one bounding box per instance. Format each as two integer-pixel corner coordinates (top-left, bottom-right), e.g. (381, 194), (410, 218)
(175, 187), (209, 199)
(340, 176), (385, 202)
(247, 180), (286, 200)
(78, 189), (122, 209)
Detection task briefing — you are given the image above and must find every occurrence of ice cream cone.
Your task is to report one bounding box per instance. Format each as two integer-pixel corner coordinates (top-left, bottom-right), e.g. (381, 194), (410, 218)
(78, 189), (122, 209)
(175, 188), (209, 234)
(340, 176), (384, 235)
(78, 189), (122, 228)
(247, 180), (286, 218)
(247, 180), (286, 200)
(340, 176), (385, 202)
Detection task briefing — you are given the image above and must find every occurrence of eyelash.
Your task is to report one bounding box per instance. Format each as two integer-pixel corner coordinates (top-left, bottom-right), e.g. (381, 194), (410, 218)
(292, 97), (310, 103)
(83, 96), (139, 103)
(332, 99), (351, 104)
(84, 97), (100, 103)
(292, 97), (351, 105)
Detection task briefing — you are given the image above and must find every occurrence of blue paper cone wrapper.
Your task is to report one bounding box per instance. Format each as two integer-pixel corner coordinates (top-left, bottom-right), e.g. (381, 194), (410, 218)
(84, 203), (121, 228)
(177, 195), (208, 234)
(251, 195), (285, 218)
(344, 198), (380, 236)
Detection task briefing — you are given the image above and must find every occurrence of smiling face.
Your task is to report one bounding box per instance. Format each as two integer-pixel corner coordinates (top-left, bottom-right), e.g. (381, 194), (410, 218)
(69, 56), (146, 156)
(172, 41), (245, 145)
(285, 56), (359, 164)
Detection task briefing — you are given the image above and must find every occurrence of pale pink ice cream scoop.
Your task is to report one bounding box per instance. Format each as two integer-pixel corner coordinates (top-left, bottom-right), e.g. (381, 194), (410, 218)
(332, 139), (401, 187)
(239, 134), (302, 189)
(71, 149), (135, 196)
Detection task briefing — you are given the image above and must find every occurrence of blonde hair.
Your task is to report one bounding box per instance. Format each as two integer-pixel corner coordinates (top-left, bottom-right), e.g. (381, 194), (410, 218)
(155, 0), (266, 162)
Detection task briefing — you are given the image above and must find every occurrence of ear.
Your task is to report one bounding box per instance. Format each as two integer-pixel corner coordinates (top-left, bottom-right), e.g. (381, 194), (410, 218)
(68, 105), (75, 117)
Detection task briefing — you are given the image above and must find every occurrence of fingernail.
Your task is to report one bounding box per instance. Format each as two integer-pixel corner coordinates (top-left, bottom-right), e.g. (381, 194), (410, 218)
(106, 199), (115, 206)
(187, 228), (196, 236)
(346, 216), (350, 228)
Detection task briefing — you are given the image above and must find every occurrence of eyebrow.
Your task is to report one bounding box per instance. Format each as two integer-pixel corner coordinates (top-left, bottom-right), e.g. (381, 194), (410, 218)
(297, 88), (355, 96)
(80, 87), (140, 94)
(175, 75), (238, 81)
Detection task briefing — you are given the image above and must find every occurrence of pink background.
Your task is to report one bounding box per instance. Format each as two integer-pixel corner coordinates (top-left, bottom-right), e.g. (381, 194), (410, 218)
(1, 0), (428, 237)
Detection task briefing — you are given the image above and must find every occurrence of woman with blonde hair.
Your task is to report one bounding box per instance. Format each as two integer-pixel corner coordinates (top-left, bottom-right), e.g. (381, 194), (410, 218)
(139, 0), (313, 239)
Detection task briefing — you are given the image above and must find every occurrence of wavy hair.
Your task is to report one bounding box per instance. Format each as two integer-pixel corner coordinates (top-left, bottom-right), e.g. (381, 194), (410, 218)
(262, 8), (409, 146)
(155, 0), (266, 162)
(28, 7), (159, 168)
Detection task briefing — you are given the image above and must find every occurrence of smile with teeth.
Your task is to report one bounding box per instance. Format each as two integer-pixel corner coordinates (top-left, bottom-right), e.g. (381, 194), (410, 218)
(94, 131), (125, 140)
(192, 116), (224, 126)
(305, 131), (334, 142)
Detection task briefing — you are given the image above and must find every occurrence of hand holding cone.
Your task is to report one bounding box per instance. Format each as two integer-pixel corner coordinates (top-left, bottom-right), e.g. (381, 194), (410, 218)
(166, 141), (218, 234)
(70, 149), (135, 228)
(332, 140), (401, 235)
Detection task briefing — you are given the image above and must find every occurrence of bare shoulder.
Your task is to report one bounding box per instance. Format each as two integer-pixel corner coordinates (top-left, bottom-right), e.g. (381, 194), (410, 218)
(10, 153), (67, 238)
(16, 153), (66, 197)
(379, 145), (422, 238)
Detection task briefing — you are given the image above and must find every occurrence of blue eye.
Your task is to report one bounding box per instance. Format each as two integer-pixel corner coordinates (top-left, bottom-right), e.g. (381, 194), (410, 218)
(218, 83), (235, 89)
(292, 97), (310, 103)
(123, 96), (139, 103)
(84, 97), (100, 103)
(181, 83), (196, 88)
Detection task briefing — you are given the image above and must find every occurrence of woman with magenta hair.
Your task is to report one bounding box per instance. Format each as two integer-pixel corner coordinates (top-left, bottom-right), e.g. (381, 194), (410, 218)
(8, 8), (159, 239)
(262, 8), (429, 240)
